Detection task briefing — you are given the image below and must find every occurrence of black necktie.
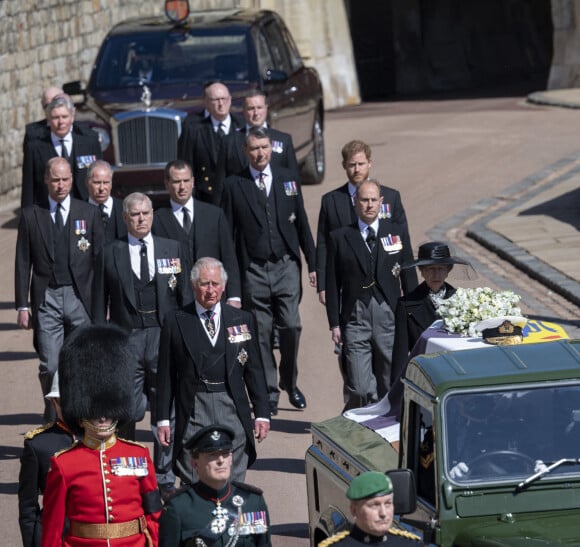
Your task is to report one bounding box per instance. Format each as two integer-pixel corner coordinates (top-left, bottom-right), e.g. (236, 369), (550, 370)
(55, 203), (64, 231)
(182, 207), (191, 233)
(217, 122), (226, 138)
(366, 226), (376, 252)
(59, 139), (69, 161)
(139, 240), (149, 283)
(203, 310), (216, 337)
(258, 172), (266, 193)
(98, 203), (108, 226)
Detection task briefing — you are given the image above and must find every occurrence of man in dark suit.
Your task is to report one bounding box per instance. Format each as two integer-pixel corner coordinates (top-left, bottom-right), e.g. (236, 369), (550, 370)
(225, 89), (300, 181)
(157, 257), (270, 484)
(23, 86), (100, 151)
(222, 127), (316, 415)
(325, 179), (417, 411)
(15, 157), (104, 421)
(85, 160), (127, 242)
(93, 192), (187, 496)
(177, 81), (244, 206)
(21, 94), (102, 209)
(152, 159), (241, 303)
(316, 140), (415, 306)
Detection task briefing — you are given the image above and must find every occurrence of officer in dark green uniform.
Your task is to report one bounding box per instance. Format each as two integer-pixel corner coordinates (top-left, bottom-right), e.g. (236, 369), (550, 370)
(159, 424), (271, 546)
(318, 472), (421, 546)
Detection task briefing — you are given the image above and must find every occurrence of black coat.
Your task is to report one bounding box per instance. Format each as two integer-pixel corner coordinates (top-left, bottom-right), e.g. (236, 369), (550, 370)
(389, 281), (456, 416)
(15, 199), (104, 334)
(89, 197), (127, 243)
(178, 115), (244, 206)
(92, 235), (188, 328)
(157, 304), (270, 470)
(316, 182), (415, 293)
(222, 166), (315, 275)
(18, 422), (74, 547)
(325, 221), (417, 329)
(152, 201), (241, 300)
(21, 126), (102, 208)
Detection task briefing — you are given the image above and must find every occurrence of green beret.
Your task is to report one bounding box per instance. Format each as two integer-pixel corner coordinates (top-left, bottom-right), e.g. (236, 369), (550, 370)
(347, 472), (393, 500)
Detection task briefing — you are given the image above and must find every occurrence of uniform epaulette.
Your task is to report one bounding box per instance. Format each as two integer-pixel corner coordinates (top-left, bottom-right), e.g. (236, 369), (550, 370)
(318, 530), (350, 546)
(24, 422), (54, 440)
(53, 440), (80, 458)
(117, 437), (147, 448)
(232, 480), (263, 495)
(389, 527), (422, 541)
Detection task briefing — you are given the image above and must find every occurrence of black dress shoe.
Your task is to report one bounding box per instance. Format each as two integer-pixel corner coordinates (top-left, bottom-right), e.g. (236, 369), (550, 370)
(269, 401), (278, 416)
(287, 387), (307, 409)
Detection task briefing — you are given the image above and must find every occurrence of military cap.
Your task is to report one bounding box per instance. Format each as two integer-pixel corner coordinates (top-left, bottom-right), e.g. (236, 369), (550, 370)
(185, 424), (234, 453)
(347, 471), (393, 500)
(59, 324), (135, 435)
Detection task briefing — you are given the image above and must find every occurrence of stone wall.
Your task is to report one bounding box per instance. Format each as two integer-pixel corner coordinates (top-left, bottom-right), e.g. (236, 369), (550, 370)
(549, 0), (580, 88)
(0, 0), (359, 202)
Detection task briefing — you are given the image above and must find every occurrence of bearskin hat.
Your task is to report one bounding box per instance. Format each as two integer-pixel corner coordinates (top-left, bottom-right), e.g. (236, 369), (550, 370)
(59, 324), (135, 434)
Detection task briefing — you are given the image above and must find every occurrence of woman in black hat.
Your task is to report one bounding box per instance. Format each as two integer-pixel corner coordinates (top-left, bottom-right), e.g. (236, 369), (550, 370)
(389, 242), (472, 416)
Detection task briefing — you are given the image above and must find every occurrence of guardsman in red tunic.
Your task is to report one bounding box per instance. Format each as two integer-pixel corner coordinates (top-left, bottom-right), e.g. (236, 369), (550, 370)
(41, 325), (162, 546)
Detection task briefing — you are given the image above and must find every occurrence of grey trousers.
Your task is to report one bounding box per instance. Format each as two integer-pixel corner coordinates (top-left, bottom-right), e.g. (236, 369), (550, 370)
(343, 297), (395, 410)
(176, 391), (248, 485)
(244, 255), (302, 402)
(36, 286), (90, 420)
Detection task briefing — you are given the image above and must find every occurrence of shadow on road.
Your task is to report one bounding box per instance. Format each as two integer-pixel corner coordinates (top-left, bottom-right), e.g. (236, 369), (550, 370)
(0, 414), (42, 427)
(0, 351), (37, 362)
(271, 522), (309, 538)
(0, 443), (22, 462)
(519, 187), (580, 231)
(252, 457), (305, 475)
(0, 482), (18, 495)
(271, 417), (310, 434)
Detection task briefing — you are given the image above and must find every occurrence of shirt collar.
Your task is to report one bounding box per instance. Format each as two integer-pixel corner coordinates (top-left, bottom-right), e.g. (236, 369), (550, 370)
(128, 232), (153, 246)
(249, 164), (272, 180)
(50, 131), (72, 147)
(195, 301), (221, 318)
(211, 115), (231, 134)
(89, 196), (113, 210)
(358, 217), (379, 234)
(347, 181), (357, 197)
(170, 197), (194, 214)
(48, 194), (71, 213)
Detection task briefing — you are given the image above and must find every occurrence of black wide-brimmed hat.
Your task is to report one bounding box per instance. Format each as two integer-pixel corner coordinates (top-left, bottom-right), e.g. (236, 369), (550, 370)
(59, 324), (135, 435)
(402, 241), (471, 270)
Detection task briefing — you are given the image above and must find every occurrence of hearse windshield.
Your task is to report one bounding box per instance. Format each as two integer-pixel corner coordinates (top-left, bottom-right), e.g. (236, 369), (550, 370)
(443, 383), (580, 484)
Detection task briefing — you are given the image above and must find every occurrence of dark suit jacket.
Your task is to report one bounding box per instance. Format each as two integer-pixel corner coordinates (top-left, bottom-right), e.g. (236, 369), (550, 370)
(157, 303), (269, 469)
(178, 115), (244, 206)
(389, 282), (456, 417)
(222, 166), (316, 275)
(21, 127), (102, 208)
(325, 220), (417, 329)
(18, 422), (74, 547)
(93, 235), (187, 328)
(88, 197), (127, 243)
(152, 201), (241, 299)
(23, 121), (98, 152)
(227, 128), (300, 183)
(316, 182), (415, 292)
(15, 199), (104, 331)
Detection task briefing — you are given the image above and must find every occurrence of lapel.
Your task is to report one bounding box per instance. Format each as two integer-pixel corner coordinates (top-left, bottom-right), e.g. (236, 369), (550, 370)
(344, 225), (370, 274)
(201, 121), (219, 165)
(113, 240), (137, 310)
(176, 306), (204, 376)
(333, 183), (356, 226)
(237, 168), (264, 226)
(35, 205), (55, 260)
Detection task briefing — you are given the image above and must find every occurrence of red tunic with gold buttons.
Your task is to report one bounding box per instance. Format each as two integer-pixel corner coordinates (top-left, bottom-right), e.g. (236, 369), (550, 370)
(41, 435), (161, 546)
